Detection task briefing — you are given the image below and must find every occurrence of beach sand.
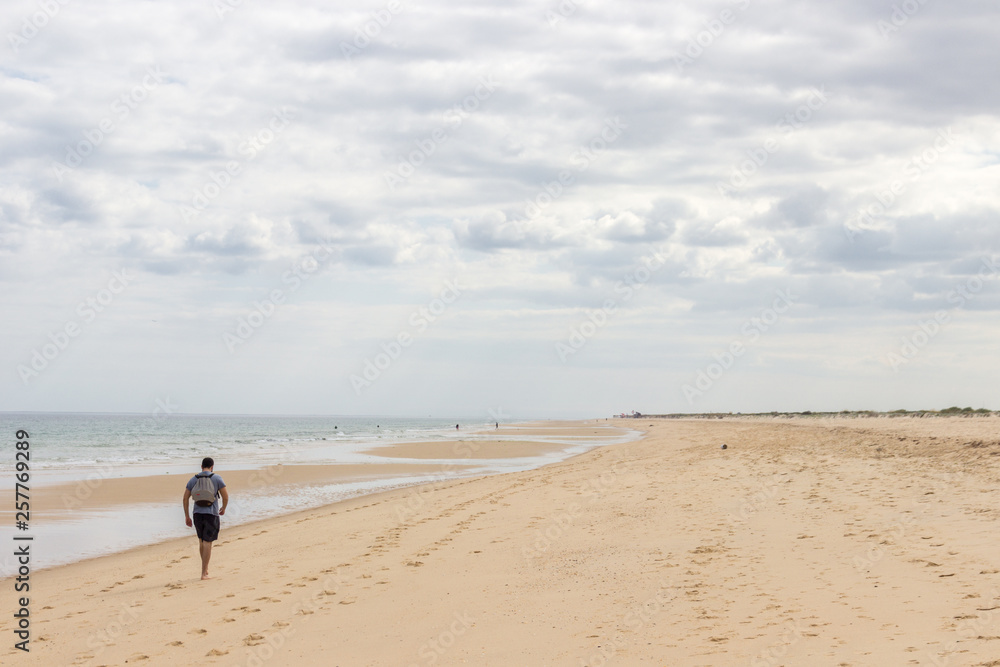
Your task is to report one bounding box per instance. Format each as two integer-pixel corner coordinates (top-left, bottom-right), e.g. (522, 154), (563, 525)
(364, 439), (574, 460)
(14, 437), (582, 518)
(3, 417), (1000, 665)
(18, 463), (477, 518)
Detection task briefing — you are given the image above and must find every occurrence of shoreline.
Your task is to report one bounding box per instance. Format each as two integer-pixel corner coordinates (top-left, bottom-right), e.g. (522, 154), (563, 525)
(11, 463), (480, 517)
(0, 464), (497, 580)
(0, 420), (638, 573)
(6, 416), (997, 665)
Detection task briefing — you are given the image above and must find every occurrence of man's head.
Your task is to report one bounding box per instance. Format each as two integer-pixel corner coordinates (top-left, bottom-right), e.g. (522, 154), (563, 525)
(201, 457), (214, 470)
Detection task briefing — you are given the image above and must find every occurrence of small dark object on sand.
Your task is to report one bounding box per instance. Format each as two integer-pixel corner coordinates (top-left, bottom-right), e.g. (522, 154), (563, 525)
(721, 444), (728, 450)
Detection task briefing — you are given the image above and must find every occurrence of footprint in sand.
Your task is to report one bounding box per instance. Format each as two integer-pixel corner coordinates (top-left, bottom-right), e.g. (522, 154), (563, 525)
(244, 633), (266, 646)
(206, 648), (229, 656)
(190, 628), (208, 635)
(168, 641), (184, 646)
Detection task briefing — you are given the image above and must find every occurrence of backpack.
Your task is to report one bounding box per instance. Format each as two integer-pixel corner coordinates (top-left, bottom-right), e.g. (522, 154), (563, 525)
(191, 472), (217, 507)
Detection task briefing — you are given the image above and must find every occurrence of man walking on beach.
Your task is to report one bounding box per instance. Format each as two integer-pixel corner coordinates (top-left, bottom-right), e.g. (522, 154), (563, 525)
(183, 457), (228, 580)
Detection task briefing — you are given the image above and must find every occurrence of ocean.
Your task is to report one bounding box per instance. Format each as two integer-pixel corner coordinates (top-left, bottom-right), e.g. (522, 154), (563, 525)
(0, 413), (489, 471)
(0, 413), (637, 571)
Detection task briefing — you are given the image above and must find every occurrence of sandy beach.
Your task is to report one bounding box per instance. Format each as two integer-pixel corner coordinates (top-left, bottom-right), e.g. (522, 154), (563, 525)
(4, 417), (1000, 666)
(23, 463), (478, 518)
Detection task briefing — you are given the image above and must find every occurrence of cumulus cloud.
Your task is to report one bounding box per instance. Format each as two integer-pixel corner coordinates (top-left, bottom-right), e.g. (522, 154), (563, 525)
(1, 0), (999, 414)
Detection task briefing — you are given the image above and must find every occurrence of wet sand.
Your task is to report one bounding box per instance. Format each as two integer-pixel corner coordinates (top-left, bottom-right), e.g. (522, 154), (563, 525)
(13, 463), (477, 517)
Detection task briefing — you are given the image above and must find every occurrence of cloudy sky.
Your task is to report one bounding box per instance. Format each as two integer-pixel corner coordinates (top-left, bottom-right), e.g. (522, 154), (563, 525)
(2, 0), (998, 419)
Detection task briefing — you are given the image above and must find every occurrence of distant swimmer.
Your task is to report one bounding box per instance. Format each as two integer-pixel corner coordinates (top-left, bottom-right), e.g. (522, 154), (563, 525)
(495, 422), (498, 429)
(456, 424), (459, 430)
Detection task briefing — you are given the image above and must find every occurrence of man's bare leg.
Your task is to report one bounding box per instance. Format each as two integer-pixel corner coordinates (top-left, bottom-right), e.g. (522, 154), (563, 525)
(200, 540), (213, 579)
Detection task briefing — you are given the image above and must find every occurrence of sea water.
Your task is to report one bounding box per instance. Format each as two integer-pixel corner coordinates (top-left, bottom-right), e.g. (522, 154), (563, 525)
(0, 413), (638, 571)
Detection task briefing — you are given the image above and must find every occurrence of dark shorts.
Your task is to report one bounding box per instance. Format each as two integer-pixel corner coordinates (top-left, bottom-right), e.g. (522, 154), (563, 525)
(193, 513), (220, 542)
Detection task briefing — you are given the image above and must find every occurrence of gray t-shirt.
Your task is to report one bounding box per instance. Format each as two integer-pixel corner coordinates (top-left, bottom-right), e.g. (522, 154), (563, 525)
(186, 472), (226, 516)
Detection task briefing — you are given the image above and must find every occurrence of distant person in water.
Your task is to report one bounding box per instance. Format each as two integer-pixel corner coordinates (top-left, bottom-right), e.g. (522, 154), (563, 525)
(456, 424), (459, 430)
(183, 457), (228, 580)
(496, 422), (498, 429)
